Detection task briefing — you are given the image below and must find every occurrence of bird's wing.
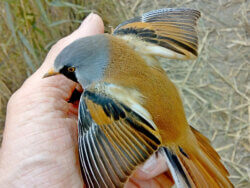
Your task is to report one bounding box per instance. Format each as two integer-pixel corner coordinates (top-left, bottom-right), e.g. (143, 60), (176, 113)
(78, 86), (161, 188)
(113, 8), (200, 60)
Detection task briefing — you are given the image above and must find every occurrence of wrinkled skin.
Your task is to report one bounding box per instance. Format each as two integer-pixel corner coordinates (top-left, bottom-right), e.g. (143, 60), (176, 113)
(0, 14), (172, 188)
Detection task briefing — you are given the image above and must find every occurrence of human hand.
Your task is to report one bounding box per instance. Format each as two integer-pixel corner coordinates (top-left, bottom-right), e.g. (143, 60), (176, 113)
(0, 13), (172, 187)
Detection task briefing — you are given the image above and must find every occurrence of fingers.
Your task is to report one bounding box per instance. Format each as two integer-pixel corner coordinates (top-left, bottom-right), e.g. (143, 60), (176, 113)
(132, 153), (168, 180)
(126, 153), (172, 188)
(127, 173), (174, 188)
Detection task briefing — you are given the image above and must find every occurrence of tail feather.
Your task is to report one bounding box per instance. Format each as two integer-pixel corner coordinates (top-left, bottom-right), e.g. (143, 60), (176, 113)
(190, 127), (229, 179)
(162, 147), (192, 188)
(161, 127), (233, 188)
(178, 154), (208, 187)
(190, 127), (233, 187)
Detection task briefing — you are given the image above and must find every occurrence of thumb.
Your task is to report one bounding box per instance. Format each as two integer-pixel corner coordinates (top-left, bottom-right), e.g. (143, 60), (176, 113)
(132, 153), (168, 180)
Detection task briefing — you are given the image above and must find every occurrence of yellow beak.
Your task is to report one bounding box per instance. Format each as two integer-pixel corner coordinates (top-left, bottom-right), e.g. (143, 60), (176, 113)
(43, 68), (60, 78)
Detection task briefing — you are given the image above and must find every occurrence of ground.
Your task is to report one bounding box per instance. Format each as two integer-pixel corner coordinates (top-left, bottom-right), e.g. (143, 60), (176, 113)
(0, 0), (249, 187)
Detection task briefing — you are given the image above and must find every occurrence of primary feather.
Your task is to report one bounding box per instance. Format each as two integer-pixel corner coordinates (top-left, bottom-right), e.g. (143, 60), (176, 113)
(78, 84), (161, 187)
(114, 8), (200, 60)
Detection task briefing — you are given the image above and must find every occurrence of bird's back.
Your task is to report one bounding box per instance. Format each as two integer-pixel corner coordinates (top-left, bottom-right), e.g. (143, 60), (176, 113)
(103, 35), (190, 145)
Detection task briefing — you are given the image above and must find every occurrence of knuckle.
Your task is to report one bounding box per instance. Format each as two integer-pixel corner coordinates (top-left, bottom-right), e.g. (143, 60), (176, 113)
(7, 89), (21, 109)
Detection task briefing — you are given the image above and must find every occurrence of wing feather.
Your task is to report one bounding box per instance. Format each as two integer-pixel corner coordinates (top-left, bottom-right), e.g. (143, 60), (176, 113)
(78, 89), (161, 187)
(115, 121), (150, 161)
(97, 127), (125, 185)
(88, 129), (110, 187)
(113, 8), (201, 60)
(84, 134), (101, 187)
(92, 126), (119, 186)
(101, 124), (137, 169)
(104, 123), (141, 165)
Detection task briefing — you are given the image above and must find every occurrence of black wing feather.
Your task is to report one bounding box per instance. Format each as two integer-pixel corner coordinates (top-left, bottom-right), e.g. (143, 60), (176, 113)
(78, 90), (161, 187)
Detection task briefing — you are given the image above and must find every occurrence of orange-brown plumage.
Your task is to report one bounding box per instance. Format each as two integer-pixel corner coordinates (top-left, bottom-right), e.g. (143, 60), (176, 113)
(105, 35), (189, 143)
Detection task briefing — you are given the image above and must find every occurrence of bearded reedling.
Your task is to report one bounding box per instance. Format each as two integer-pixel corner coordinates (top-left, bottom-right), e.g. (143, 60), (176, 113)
(44, 8), (233, 188)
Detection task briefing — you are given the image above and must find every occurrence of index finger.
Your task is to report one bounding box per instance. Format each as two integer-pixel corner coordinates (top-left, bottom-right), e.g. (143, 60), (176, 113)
(132, 152), (168, 180)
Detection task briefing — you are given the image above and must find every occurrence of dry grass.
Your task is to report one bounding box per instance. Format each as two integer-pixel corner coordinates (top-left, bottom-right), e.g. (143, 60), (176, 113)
(0, 0), (249, 187)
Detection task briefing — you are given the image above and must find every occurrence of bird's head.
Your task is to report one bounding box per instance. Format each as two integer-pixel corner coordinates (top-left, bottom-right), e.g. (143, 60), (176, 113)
(44, 34), (109, 88)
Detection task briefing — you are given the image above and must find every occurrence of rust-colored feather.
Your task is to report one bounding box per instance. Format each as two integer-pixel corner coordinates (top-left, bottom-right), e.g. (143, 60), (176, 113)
(113, 8), (200, 60)
(166, 127), (233, 188)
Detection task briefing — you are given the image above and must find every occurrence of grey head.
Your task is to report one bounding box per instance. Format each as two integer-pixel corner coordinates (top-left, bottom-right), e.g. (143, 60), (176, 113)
(54, 34), (110, 88)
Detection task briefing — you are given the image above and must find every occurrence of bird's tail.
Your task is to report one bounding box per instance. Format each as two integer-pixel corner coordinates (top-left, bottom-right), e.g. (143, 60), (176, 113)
(161, 127), (233, 188)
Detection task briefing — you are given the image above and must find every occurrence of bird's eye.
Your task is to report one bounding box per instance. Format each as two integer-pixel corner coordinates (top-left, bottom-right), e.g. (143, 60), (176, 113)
(67, 67), (75, 72)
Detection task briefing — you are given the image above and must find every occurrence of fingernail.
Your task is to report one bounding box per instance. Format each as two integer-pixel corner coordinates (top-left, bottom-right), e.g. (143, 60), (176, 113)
(140, 155), (157, 173)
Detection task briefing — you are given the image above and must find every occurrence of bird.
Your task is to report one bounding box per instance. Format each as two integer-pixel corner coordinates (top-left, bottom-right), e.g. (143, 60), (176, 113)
(44, 8), (233, 188)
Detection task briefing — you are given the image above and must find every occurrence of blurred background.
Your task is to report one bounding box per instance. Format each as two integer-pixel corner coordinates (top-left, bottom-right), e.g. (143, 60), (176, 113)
(0, 0), (249, 187)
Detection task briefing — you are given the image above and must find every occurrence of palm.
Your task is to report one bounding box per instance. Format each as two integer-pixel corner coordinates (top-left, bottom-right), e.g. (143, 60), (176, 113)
(0, 75), (83, 187)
